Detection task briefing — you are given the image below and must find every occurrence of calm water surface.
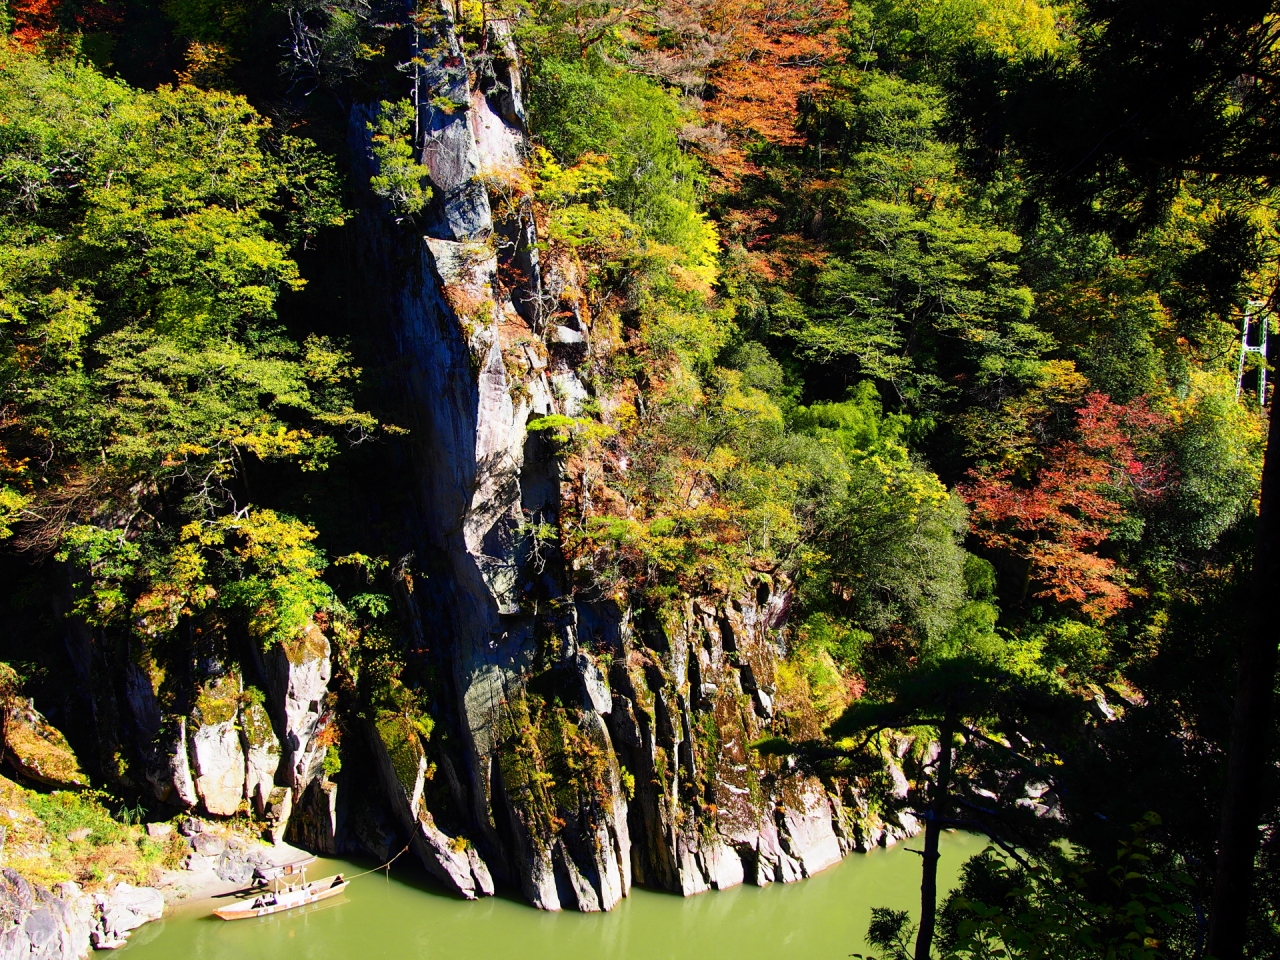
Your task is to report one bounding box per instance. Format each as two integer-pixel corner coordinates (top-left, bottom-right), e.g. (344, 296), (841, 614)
(122, 831), (987, 960)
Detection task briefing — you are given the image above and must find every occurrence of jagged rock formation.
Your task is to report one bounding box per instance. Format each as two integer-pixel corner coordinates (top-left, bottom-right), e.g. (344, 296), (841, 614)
(260, 626), (333, 794)
(343, 0), (923, 912)
(0, 872), (93, 960)
(89, 883), (164, 950)
(0, 870), (163, 958)
(601, 592), (890, 894)
(114, 625), (331, 842)
(367, 713), (495, 899)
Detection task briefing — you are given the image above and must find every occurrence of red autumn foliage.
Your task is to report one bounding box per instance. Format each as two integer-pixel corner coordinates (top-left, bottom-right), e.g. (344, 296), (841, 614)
(960, 393), (1172, 620)
(9, 0), (123, 48)
(10, 0), (61, 47)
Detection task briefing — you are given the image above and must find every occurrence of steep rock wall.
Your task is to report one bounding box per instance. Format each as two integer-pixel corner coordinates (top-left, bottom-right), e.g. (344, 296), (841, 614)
(350, 0), (923, 911)
(0, 0), (926, 911)
(344, 0), (636, 910)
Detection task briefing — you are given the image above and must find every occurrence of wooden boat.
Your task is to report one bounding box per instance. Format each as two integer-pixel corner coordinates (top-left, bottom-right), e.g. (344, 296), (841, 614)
(213, 867), (348, 920)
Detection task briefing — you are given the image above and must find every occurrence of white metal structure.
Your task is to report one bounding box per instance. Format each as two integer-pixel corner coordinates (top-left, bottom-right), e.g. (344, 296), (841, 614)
(1237, 300), (1269, 406)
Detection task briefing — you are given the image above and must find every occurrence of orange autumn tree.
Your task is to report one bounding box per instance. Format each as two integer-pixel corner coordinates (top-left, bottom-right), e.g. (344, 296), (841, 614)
(8, 0), (62, 46)
(700, 0), (845, 150)
(7, 0), (122, 47)
(960, 393), (1173, 619)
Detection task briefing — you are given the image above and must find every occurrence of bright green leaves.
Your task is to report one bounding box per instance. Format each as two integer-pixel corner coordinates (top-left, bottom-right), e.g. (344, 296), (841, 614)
(0, 48), (345, 360)
(1152, 372), (1267, 557)
(55, 526), (144, 627)
(56, 508), (330, 657)
(528, 58), (714, 265)
(856, 0), (1066, 76)
(0, 46), (367, 652)
(0, 46), (357, 484)
(77, 83), (312, 339)
(792, 381), (908, 459)
(794, 68), (1034, 407)
(810, 441), (969, 645)
(535, 149), (643, 264)
(527, 414), (615, 450)
(0, 487), (29, 541)
(0, 52), (129, 218)
(367, 99), (432, 218)
(801, 69), (954, 193)
(65, 508), (335, 648)
(180, 510), (334, 648)
(783, 379), (974, 650)
(91, 330), (346, 475)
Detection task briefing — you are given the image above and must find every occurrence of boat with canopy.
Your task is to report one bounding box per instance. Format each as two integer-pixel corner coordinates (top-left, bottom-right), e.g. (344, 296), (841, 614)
(213, 857), (348, 920)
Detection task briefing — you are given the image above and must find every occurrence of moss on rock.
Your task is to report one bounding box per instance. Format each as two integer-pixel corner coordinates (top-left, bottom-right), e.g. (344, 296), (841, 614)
(281, 622), (330, 667)
(0, 665), (88, 790)
(375, 711), (425, 798)
(193, 674), (240, 727)
(239, 698), (274, 750)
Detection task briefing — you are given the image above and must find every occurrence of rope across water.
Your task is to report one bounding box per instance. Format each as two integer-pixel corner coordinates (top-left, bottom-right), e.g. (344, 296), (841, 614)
(337, 843), (412, 882)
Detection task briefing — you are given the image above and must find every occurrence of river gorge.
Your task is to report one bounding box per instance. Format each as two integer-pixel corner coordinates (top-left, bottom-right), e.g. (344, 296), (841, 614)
(4, 0), (1234, 953)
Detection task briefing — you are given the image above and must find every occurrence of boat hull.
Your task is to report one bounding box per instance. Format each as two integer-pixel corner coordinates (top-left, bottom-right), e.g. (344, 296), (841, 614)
(213, 877), (348, 920)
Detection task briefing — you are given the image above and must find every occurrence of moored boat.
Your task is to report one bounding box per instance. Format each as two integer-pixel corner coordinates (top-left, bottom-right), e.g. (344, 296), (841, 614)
(213, 868), (348, 920)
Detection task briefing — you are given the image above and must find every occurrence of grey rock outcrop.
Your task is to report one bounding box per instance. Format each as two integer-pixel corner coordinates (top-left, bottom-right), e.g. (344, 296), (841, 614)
(165, 718), (198, 809)
(367, 715), (494, 899)
(263, 625), (332, 795)
(0, 869), (164, 957)
(212, 841), (274, 885)
(185, 673), (288, 820)
(241, 702), (280, 816)
(602, 592), (874, 899)
(191, 717), (244, 817)
(351, 0), (620, 910)
(284, 778), (340, 855)
(90, 884), (163, 950)
(146, 635), (319, 834)
(0, 872), (92, 960)
(341, 0), (925, 912)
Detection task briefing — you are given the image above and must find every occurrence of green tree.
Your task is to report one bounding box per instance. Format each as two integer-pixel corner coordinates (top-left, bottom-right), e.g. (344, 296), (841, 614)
(953, 4), (1280, 952)
(793, 69), (1036, 410)
(774, 655), (1083, 960)
(527, 57), (716, 262)
(0, 44), (362, 648)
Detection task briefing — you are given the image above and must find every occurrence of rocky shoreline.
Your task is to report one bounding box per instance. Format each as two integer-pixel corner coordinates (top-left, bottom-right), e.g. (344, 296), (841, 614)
(0, 824), (323, 958)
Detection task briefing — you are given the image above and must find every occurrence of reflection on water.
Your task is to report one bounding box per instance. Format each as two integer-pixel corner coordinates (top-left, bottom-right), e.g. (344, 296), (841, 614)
(122, 831), (987, 960)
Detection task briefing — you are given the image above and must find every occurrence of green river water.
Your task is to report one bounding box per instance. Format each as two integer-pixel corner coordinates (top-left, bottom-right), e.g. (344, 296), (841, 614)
(118, 831), (987, 960)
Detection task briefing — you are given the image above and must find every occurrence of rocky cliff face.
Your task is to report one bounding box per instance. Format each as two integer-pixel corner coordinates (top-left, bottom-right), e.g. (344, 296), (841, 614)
(130, 636), (331, 830)
(4, 0), (921, 915)
(343, 0), (923, 911)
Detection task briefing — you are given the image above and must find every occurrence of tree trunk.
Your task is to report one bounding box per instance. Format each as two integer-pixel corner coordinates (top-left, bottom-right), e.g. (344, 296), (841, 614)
(1208, 393), (1280, 959)
(915, 710), (956, 960)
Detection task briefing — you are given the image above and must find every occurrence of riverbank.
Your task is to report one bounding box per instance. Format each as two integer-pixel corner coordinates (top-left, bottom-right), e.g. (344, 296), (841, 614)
(0, 768), (323, 957)
(0, 760), (984, 959)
